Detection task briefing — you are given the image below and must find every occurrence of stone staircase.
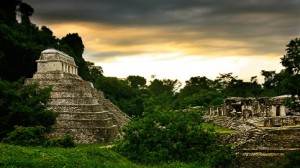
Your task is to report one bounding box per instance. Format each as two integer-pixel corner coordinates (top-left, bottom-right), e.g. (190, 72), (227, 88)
(205, 116), (300, 168)
(234, 128), (300, 168)
(26, 71), (130, 143)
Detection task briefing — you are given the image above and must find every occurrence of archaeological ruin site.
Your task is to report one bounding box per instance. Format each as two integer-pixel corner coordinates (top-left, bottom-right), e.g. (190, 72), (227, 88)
(24, 48), (300, 167)
(206, 96), (300, 168)
(25, 49), (130, 143)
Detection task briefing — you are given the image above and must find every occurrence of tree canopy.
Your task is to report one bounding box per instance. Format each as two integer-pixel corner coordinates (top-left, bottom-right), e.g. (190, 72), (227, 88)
(0, 0), (92, 81)
(0, 80), (57, 139)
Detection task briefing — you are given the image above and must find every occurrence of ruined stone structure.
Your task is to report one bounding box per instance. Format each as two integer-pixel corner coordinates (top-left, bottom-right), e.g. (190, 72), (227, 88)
(205, 116), (300, 168)
(205, 95), (300, 167)
(26, 49), (130, 143)
(208, 96), (299, 118)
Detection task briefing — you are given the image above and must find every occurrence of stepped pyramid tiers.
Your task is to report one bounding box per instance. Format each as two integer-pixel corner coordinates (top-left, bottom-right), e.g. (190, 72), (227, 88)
(25, 49), (130, 143)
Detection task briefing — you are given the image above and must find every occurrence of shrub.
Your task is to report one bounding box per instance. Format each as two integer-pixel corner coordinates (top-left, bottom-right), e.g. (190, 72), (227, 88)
(2, 126), (75, 148)
(114, 109), (233, 165)
(2, 126), (46, 146)
(44, 134), (75, 148)
(0, 80), (58, 139)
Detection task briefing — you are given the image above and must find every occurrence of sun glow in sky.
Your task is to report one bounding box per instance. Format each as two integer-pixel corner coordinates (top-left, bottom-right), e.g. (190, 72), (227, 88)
(24, 0), (300, 84)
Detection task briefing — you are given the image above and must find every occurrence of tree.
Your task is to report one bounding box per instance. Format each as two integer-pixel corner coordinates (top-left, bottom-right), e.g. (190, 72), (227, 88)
(60, 33), (91, 80)
(18, 2), (34, 24)
(114, 109), (233, 166)
(0, 0), (21, 25)
(86, 61), (103, 82)
(214, 73), (262, 97)
(94, 76), (134, 104)
(0, 0), (58, 81)
(281, 38), (300, 75)
(280, 38), (300, 98)
(0, 80), (58, 139)
(174, 76), (223, 109)
(186, 76), (212, 89)
(261, 70), (276, 89)
(149, 79), (181, 96)
(60, 33), (84, 57)
(126, 75), (146, 88)
(180, 76), (214, 97)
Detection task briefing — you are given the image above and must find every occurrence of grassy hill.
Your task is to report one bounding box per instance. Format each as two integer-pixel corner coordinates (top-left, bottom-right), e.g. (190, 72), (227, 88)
(0, 143), (207, 168)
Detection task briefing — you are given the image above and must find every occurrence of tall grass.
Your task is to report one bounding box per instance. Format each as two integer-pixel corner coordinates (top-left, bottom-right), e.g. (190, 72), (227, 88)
(0, 143), (208, 168)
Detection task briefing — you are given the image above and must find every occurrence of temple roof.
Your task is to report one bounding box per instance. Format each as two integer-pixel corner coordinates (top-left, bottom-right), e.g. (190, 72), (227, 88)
(39, 48), (76, 66)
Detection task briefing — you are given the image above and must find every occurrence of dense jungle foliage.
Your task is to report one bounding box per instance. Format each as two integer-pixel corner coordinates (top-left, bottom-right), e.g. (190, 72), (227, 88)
(1, 0), (300, 167)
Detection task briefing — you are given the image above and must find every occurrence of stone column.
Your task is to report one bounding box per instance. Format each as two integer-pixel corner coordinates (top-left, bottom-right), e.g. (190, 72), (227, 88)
(271, 106), (276, 117)
(241, 105), (245, 113)
(221, 107), (224, 116)
(280, 105), (286, 116)
(257, 104), (261, 117)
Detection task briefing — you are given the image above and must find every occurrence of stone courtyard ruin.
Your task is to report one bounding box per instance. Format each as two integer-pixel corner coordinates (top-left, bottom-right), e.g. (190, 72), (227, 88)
(205, 96), (300, 168)
(26, 49), (130, 143)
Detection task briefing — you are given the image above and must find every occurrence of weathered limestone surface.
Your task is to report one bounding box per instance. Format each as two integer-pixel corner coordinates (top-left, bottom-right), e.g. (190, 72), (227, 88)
(26, 49), (130, 143)
(205, 116), (300, 168)
(209, 96), (300, 118)
(264, 116), (300, 127)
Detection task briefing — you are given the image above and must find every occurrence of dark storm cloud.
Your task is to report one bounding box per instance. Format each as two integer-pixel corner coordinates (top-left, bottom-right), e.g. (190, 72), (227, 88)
(23, 0), (300, 57)
(23, 0), (300, 26)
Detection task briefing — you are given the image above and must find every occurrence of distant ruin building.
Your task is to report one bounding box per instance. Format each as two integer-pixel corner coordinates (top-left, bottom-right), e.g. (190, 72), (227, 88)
(209, 96), (299, 119)
(26, 49), (130, 143)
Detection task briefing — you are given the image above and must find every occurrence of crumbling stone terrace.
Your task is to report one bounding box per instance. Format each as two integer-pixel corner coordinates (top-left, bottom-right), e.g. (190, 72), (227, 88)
(205, 96), (300, 168)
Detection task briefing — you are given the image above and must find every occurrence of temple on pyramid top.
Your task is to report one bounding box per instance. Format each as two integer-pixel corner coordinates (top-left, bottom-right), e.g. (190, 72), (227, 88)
(37, 48), (78, 75)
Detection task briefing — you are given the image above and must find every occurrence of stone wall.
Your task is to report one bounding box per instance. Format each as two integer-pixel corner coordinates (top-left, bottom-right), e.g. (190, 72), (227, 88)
(264, 116), (300, 127)
(37, 49), (78, 75)
(209, 96), (298, 118)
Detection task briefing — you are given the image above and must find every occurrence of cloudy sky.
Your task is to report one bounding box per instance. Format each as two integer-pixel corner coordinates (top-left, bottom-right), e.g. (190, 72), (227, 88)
(23, 0), (300, 83)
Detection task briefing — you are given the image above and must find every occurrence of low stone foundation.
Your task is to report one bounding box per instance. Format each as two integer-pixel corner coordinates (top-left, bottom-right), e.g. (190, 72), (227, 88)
(264, 116), (300, 127)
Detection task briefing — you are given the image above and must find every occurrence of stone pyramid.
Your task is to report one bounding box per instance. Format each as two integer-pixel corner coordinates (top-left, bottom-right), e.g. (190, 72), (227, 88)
(25, 49), (130, 143)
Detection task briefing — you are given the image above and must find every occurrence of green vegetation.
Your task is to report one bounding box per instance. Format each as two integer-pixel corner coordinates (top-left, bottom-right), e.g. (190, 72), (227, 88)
(114, 109), (234, 167)
(0, 80), (57, 139)
(2, 126), (47, 146)
(44, 134), (75, 148)
(202, 123), (238, 134)
(0, 143), (209, 168)
(0, 0), (91, 81)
